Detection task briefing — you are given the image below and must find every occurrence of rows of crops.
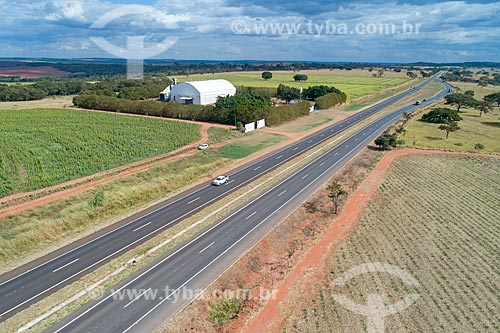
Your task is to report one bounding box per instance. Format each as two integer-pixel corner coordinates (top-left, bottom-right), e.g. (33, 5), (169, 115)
(287, 154), (500, 332)
(0, 108), (201, 197)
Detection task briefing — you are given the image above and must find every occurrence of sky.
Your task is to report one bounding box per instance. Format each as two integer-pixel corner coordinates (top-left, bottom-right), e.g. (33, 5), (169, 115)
(0, 0), (499, 63)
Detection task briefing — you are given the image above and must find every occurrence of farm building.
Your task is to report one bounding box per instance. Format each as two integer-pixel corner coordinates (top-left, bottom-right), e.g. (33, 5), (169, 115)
(159, 79), (236, 105)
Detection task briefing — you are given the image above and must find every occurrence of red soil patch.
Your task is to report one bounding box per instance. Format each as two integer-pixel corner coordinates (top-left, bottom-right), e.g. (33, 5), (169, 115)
(240, 148), (498, 333)
(0, 66), (70, 78)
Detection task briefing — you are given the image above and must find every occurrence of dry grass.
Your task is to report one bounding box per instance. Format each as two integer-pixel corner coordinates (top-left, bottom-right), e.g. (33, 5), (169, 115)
(404, 83), (500, 153)
(0, 96), (74, 110)
(285, 154), (500, 332)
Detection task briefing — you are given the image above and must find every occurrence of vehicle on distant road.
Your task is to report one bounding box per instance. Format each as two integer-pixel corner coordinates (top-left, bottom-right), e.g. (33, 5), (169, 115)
(414, 101), (420, 105)
(212, 175), (229, 186)
(198, 143), (209, 150)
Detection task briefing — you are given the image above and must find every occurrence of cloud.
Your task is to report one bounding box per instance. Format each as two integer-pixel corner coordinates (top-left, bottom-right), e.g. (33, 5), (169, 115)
(0, 0), (498, 62)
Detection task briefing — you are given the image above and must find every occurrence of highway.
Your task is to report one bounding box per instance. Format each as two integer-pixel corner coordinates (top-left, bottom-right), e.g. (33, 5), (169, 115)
(47, 77), (451, 333)
(0, 73), (446, 322)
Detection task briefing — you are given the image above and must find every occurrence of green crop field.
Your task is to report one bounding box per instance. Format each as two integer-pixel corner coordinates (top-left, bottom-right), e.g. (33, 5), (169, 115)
(0, 108), (201, 197)
(174, 69), (410, 100)
(286, 154), (500, 332)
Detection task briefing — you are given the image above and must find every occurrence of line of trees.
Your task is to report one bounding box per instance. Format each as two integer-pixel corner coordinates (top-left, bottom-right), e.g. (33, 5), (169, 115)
(276, 83), (347, 108)
(442, 70), (500, 87)
(445, 90), (496, 117)
(0, 77), (171, 102)
(73, 92), (310, 127)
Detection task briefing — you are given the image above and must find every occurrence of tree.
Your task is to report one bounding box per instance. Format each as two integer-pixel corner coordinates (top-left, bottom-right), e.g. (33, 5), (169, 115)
(302, 85), (342, 100)
(406, 71), (417, 79)
(328, 181), (347, 214)
(445, 93), (476, 112)
(293, 74), (308, 82)
(478, 80), (488, 88)
(261, 71), (272, 80)
(438, 121), (460, 139)
(374, 133), (403, 150)
(474, 101), (492, 116)
(421, 108), (462, 124)
(484, 92), (500, 107)
(396, 127), (407, 136)
(277, 84), (301, 103)
(236, 121), (244, 132)
(474, 143), (485, 151)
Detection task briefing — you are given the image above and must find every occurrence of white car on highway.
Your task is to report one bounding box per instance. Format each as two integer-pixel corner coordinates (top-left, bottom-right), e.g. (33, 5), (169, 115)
(212, 175), (229, 186)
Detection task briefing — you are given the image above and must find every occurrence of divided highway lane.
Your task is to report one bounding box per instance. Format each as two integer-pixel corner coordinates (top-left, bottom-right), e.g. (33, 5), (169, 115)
(0, 74), (441, 321)
(49, 78), (451, 333)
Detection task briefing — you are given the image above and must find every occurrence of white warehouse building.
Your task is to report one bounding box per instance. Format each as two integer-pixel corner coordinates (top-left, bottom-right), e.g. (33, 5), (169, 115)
(159, 79), (236, 105)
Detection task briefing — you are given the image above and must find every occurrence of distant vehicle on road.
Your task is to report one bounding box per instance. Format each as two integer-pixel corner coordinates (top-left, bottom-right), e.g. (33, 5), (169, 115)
(212, 175), (229, 186)
(414, 101), (420, 105)
(198, 143), (209, 150)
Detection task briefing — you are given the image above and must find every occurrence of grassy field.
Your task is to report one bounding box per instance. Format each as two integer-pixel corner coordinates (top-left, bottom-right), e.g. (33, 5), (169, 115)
(287, 154), (500, 332)
(0, 108), (201, 197)
(175, 69), (410, 100)
(207, 127), (243, 144)
(271, 110), (336, 133)
(404, 83), (500, 153)
(0, 130), (286, 266)
(221, 132), (287, 159)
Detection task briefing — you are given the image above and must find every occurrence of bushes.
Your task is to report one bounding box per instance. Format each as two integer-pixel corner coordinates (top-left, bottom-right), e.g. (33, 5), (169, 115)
(374, 133), (404, 150)
(263, 101), (310, 126)
(74, 93), (310, 127)
(117, 84), (166, 100)
(208, 299), (242, 326)
(303, 85), (342, 100)
(73, 91), (309, 126)
(315, 92), (347, 109)
(73, 95), (218, 122)
(236, 85), (276, 98)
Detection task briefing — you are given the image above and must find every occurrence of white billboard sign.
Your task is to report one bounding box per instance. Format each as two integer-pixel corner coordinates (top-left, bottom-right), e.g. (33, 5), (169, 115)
(256, 119), (266, 129)
(244, 122), (256, 133)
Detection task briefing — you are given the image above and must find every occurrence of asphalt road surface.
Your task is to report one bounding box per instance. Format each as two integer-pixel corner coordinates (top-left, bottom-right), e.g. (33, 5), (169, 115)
(0, 74), (447, 322)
